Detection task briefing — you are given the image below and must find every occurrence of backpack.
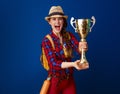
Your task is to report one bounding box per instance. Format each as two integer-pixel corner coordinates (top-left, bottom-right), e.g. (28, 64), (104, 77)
(40, 34), (55, 71)
(40, 32), (71, 71)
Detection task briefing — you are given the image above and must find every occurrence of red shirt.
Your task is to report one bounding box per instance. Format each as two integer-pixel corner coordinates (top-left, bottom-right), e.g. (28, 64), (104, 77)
(41, 31), (80, 77)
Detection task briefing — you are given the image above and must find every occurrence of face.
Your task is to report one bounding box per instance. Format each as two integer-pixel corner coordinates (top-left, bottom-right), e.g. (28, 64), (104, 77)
(48, 17), (64, 35)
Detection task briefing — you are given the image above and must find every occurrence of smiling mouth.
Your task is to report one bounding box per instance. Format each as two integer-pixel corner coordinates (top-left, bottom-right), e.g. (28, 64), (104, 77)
(55, 26), (60, 30)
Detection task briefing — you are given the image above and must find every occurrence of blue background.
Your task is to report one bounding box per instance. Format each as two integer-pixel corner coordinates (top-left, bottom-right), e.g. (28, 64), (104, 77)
(0, 0), (120, 94)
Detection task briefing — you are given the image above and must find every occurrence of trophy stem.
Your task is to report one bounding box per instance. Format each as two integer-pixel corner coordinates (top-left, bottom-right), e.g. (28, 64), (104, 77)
(81, 39), (86, 42)
(80, 49), (88, 64)
(80, 38), (88, 64)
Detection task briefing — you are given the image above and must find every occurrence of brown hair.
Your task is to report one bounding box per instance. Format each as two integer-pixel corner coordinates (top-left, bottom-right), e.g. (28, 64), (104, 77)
(61, 18), (73, 58)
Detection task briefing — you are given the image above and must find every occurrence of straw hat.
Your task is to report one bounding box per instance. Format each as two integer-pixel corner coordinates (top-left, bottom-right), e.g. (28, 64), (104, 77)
(45, 6), (68, 21)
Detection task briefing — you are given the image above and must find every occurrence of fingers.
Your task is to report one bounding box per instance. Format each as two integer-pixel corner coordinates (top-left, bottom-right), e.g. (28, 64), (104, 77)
(79, 42), (88, 48)
(79, 42), (88, 52)
(74, 60), (89, 70)
(77, 63), (89, 70)
(80, 63), (89, 69)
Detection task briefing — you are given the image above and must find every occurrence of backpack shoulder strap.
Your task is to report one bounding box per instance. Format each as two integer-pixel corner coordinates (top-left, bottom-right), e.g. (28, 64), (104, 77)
(45, 34), (55, 50)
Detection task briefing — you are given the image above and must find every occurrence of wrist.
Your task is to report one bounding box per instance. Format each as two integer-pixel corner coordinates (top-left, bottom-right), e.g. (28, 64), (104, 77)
(72, 62), (75, 67)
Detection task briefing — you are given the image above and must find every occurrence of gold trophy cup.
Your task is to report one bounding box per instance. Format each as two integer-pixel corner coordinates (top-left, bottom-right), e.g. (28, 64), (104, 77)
(70, 16), (96, 65)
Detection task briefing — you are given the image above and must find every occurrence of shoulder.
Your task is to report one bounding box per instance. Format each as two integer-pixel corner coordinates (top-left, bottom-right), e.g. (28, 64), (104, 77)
(42, 33), (52, 44)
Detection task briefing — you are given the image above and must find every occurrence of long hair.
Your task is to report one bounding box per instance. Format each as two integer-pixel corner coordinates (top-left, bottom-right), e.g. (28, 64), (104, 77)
(61, 18), (73, 58)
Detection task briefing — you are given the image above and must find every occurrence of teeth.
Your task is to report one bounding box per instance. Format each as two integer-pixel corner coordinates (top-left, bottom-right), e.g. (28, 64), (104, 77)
(55, 26), (60, 28)
(55, 26), (60, 30)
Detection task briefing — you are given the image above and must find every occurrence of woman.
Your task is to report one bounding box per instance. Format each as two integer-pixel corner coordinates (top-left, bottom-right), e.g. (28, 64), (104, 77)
(41, 6), (89, 94)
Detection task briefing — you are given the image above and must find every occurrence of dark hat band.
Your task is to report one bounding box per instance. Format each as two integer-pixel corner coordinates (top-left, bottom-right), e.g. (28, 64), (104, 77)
(48, 12), (64, 17)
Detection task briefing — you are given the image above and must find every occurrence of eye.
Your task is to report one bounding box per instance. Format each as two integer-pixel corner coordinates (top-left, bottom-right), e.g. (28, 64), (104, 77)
(52, 17), (56, 21)
(58, 17), (63, 20)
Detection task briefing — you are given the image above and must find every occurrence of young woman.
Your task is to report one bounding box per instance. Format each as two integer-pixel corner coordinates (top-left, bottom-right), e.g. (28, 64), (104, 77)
(41, 6), (89, 94)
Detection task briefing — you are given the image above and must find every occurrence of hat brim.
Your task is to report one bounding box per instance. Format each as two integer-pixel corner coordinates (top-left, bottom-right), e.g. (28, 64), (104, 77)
(45, 15), (68, 21)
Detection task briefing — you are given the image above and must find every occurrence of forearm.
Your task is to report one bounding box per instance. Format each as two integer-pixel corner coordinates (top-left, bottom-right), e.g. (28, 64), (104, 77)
(61, 62), (74, 69)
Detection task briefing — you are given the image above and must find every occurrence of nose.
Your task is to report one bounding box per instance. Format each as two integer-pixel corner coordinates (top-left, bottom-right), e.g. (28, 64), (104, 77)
(56, 18), (60, 24)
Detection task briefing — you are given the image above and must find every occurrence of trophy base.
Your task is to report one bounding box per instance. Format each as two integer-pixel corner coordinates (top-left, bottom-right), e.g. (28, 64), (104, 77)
(79, 59), (89, 69)
(80, 59), (88, 64)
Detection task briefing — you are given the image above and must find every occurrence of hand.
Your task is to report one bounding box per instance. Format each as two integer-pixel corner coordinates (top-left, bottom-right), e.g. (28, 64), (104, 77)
(73, 60), (89, 70)
(79, 62), (89, 70)
(79, 42), (88, 52)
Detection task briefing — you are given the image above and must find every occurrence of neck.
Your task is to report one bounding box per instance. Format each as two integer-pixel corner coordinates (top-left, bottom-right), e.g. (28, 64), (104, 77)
(52, 30), (62, 44)
(52, 30), (61, 37)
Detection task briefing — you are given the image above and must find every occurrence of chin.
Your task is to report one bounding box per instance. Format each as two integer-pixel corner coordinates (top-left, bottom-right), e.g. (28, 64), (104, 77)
(55, 30), (61, 33)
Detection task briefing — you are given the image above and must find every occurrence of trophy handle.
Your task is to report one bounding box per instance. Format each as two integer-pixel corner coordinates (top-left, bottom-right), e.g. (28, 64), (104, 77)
(89, 16), (96, 32)
(70, 17), (77, 32)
